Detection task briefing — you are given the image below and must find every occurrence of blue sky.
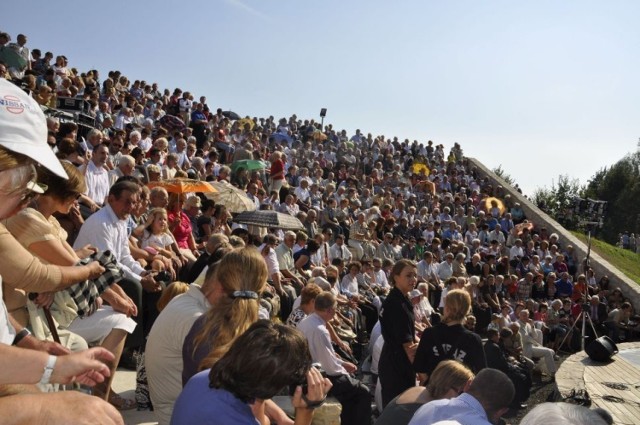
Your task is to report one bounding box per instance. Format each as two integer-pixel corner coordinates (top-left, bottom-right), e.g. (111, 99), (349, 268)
(3, 0), (638, 195)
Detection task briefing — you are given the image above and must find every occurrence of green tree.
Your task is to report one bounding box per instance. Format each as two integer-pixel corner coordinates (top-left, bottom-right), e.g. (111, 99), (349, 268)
(580, 152), (640, 244)
(531, 175), (583, 229)
(492, 165), (515, 186)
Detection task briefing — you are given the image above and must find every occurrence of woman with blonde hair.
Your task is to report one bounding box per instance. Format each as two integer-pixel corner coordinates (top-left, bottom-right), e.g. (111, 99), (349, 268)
(414, 289), (486, 384)
(5, 161), (137, 409)
(376, 360), (474, 425)
(182, 247), (268, 383)
(180, 247), (292, 425)
(0, 79), (119, 424)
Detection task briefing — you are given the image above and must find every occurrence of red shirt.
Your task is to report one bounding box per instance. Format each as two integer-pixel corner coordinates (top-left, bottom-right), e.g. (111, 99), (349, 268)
(270, 159), (284, 181)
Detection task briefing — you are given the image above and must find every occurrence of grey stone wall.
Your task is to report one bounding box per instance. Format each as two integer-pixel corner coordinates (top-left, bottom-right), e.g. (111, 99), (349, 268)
(467, 157), (640, 310)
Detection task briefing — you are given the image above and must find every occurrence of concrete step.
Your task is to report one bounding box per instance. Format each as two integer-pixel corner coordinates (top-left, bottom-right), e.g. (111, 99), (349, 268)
(111, 368), (157, 425)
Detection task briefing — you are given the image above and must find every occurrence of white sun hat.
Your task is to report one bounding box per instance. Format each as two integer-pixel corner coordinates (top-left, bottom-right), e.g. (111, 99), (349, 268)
(0, 79), (67, 178)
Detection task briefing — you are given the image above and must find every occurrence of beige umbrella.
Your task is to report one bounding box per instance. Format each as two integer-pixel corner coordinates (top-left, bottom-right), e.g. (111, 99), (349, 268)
(204, 181), (257, 213)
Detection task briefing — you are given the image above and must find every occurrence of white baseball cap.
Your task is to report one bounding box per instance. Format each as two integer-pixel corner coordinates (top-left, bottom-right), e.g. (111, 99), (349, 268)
(0, 79), (68, 178)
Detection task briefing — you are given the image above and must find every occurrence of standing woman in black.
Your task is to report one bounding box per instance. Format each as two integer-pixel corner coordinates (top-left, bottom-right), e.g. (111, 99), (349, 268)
(378, 259), (419, 408)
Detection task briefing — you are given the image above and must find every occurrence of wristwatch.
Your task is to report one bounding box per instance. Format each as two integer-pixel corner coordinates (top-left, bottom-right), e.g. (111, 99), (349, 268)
(12, 328), (31, 346)
(39, 355), (57, 386)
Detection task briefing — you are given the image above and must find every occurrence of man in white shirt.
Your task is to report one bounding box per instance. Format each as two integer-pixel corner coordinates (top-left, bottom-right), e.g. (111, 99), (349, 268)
(79, 143), (110, 210)
(518, 309), (557, 377)
(409, 369), (514, 425)
(488, 223), (506, 247)
(108, 155), (135, 186)
(371, 258), (389, 290)
(437, 253), (455, 281)
(509, 238), (524, 261)
(329, 234), (352, 262)
(297, 292), (371, 425)
(74, 181), (160, 352)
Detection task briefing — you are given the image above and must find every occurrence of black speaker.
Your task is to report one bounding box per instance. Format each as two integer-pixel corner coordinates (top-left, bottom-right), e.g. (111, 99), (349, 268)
(585, 336), (618, 362)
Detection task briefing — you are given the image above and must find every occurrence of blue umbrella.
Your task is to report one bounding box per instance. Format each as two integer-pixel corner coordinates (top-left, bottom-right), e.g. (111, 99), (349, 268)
(270, 132), (293, 144)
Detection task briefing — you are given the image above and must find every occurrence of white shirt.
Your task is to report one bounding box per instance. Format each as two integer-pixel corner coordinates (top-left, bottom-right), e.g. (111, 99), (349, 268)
(509, 245), (524, 260)
(0, 277), (15, 345)
(340, 274), (359, 297)
(82, 161), (110, 206)
(437, 260), (453, 281)
(138, 137), (153, 152)
(373, 268), (389, 289)
(311, 242), (331, 267)
(258, 244), (279, 278)
(329, 243), (352, 262)
(297, 313), (348, 377)
(409, 393), (491, 425)
(417, 259), (438, 282)
(146, 285), (210, 425)
(74, 204), (145, 282)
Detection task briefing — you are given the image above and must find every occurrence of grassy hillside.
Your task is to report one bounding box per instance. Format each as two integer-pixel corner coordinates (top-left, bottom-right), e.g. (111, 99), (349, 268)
(571, 231), (640, 284)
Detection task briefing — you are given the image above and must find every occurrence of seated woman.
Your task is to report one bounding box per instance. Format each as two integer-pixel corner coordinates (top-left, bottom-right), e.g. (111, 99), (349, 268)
(167, 193), (200, 262)
(181, 247), (268, 384)
(172, 320), (332, 425)
(293, 239), (320, 279)
(4, 161), (137, 409)
(375, 360), (474, 425)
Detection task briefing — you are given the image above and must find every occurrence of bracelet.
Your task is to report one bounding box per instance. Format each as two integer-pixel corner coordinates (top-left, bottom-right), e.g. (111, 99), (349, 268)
(12, 328), (31, 346)
(301, 393), (326, 409)
(39, 355), (57, 386)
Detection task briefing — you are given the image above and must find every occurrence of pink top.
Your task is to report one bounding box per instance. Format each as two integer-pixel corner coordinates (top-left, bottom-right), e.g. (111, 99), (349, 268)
(168, 211), (192, 249)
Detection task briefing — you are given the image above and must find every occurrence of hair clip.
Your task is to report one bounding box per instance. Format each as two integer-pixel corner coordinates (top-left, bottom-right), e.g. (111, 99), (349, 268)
(230, 290), (258, 300)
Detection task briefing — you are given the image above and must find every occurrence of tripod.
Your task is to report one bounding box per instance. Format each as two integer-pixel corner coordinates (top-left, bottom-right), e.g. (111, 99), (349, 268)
(559, 304), (598, 352)
(559, 229), (598, 352)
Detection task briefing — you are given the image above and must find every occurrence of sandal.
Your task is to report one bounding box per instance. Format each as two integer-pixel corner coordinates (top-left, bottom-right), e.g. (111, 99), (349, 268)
(109, 392), (137, 411)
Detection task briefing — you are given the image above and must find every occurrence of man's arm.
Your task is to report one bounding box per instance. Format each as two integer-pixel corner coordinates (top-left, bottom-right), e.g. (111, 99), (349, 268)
(0, 344), (113, 386)
(0, 391), (123, 425)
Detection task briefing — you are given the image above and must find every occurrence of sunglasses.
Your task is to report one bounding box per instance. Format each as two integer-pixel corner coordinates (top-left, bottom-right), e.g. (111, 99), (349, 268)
(17, 183), (48, 204)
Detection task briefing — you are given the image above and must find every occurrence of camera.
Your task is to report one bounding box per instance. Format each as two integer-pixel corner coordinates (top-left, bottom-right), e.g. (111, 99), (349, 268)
(288, 363), (326, 396)
(155, 270), (172, 284)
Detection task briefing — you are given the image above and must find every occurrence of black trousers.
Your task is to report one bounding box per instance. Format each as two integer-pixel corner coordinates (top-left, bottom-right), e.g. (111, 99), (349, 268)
(278, 284), (297, 323)
(328, 374), (372, 425)
(378, 344), (415, 408)
(118, 278), (162, 350)
(359, 303), (378, 337)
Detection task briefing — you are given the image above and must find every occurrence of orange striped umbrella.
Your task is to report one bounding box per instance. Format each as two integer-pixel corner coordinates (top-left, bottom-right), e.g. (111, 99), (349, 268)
(147, 178), (218, 194)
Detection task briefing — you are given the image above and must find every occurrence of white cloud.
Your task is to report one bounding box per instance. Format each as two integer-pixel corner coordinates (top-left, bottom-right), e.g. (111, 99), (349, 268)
(224, 0), (270, 20)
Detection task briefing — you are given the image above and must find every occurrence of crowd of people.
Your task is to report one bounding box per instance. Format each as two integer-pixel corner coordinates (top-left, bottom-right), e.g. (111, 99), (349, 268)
(0, 30), (630, 424)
